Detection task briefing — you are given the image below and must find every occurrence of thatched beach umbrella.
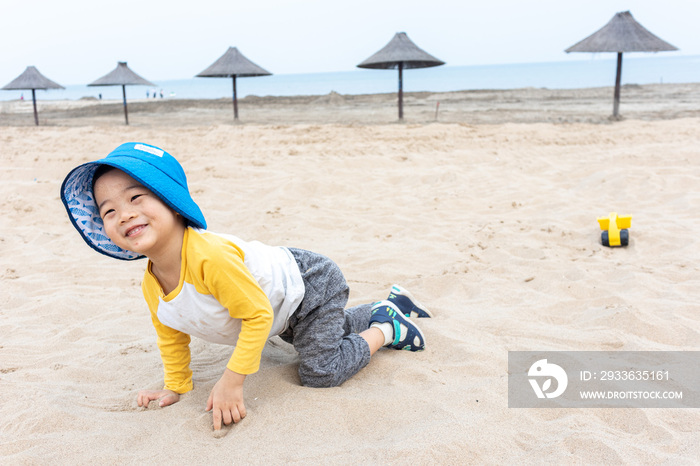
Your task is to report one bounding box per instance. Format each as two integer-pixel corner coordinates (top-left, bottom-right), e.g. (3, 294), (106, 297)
(196, 47), (272, 120)
(2, 66), (65, 126)
(88, 62), (155, 125)
(358, 32), (445, 120)
(566, 11), (677, 118)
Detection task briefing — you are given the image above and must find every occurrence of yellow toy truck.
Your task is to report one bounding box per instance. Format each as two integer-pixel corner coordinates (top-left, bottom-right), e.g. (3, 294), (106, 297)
(597, 212), (632, 247)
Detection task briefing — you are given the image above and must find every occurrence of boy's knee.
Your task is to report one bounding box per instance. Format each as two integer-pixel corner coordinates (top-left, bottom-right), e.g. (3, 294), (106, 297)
(299, 368), (341, 388)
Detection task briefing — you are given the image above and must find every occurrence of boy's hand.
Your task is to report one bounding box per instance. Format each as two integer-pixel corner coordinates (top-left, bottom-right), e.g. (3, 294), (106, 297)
(137, 389), (180, 408)
(206, 368), (247, 430)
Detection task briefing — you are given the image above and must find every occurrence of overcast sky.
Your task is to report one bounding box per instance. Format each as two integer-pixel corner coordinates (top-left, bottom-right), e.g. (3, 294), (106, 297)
(2, 0), (697, 86)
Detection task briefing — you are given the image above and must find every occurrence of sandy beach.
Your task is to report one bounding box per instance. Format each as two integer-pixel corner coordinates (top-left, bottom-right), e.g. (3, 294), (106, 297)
(1, 84), (699, 464)
(3, 82), (700, 126)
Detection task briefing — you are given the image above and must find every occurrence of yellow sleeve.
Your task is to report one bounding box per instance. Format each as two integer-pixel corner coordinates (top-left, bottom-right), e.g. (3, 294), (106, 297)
(142, 273), (193, 394)
(200, 248), (273, 375)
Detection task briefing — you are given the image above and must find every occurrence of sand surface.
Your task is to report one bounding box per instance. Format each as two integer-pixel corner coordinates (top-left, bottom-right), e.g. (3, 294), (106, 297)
(3, 82), (700, 126)
(1, 85), (699, 464)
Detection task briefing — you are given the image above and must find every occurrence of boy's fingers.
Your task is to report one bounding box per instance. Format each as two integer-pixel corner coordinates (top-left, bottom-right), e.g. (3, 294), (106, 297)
(137, 393), (150, 407)
(222, 409), (233, 426)
(213, 409), (222, 431)
(233, 408), (243, 423)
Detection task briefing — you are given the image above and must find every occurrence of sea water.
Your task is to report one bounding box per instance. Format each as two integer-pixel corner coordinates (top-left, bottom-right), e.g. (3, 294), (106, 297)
(2, 54), (698, 101)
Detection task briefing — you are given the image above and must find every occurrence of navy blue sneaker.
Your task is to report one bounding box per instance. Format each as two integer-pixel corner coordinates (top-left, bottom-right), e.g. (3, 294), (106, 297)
(369, 301), (425, 351)
(387, 285), (433, 318)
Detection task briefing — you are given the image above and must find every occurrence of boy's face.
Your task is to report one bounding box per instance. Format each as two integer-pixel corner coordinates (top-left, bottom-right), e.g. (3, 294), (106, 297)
(93, 168), (184, 259)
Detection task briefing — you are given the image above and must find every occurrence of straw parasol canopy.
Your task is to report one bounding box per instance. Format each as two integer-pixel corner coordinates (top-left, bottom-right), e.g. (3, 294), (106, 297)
(358, 32), (445, 120)
(88, 62), (155, 125)
(2, 66), (65, 126)
(196, 47), (272, 121)
(566, 11), (678, 118)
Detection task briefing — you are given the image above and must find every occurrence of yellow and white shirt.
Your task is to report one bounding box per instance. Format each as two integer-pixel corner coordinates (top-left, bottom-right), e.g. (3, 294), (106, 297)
(141, 228), (305, 393)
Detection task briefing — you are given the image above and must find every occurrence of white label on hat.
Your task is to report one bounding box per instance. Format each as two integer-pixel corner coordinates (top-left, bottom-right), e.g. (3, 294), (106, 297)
(134, 144), (164, 157)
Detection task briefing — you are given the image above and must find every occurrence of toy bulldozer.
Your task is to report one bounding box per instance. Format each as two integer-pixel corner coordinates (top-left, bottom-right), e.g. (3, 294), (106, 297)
(597, 212), (632, 247)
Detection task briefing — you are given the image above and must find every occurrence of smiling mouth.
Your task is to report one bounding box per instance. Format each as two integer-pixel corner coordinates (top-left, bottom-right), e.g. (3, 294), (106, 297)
(125, 224), (147, 237)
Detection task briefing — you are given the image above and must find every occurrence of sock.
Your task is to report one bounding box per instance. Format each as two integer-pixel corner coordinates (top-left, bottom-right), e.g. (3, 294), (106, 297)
(371, 322), (394, 346)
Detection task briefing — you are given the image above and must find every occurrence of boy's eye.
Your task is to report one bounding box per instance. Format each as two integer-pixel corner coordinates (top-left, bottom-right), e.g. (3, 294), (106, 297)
(131, 194), (143, 202)
(102, 209), (115, 218)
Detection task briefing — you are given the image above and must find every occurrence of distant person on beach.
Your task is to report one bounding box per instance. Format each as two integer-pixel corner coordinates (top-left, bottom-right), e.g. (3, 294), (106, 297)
(60, 142), (431, 431)
(146, 90), (150, 98)
(159, 89), (164, 98)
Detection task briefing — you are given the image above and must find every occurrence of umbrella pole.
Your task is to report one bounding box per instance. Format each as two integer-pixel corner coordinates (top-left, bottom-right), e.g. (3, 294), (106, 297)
(232, 76), (239, 120)
(398, 62), (404, 120)
(31, 89), (39, 126)
(613, 52), (623, 118)
(122, 85), (129, 125)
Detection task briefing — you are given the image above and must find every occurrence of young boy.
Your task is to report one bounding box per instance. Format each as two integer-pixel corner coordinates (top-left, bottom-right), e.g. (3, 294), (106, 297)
(61, 142), (432, 430)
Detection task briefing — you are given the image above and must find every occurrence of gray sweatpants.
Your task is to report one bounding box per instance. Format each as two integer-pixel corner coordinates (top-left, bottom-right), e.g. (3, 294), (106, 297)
(279, 248), (373, 388)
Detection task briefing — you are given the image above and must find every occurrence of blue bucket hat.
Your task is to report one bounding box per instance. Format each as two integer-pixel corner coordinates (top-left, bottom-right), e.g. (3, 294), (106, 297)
(61, 142), (206, 260)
